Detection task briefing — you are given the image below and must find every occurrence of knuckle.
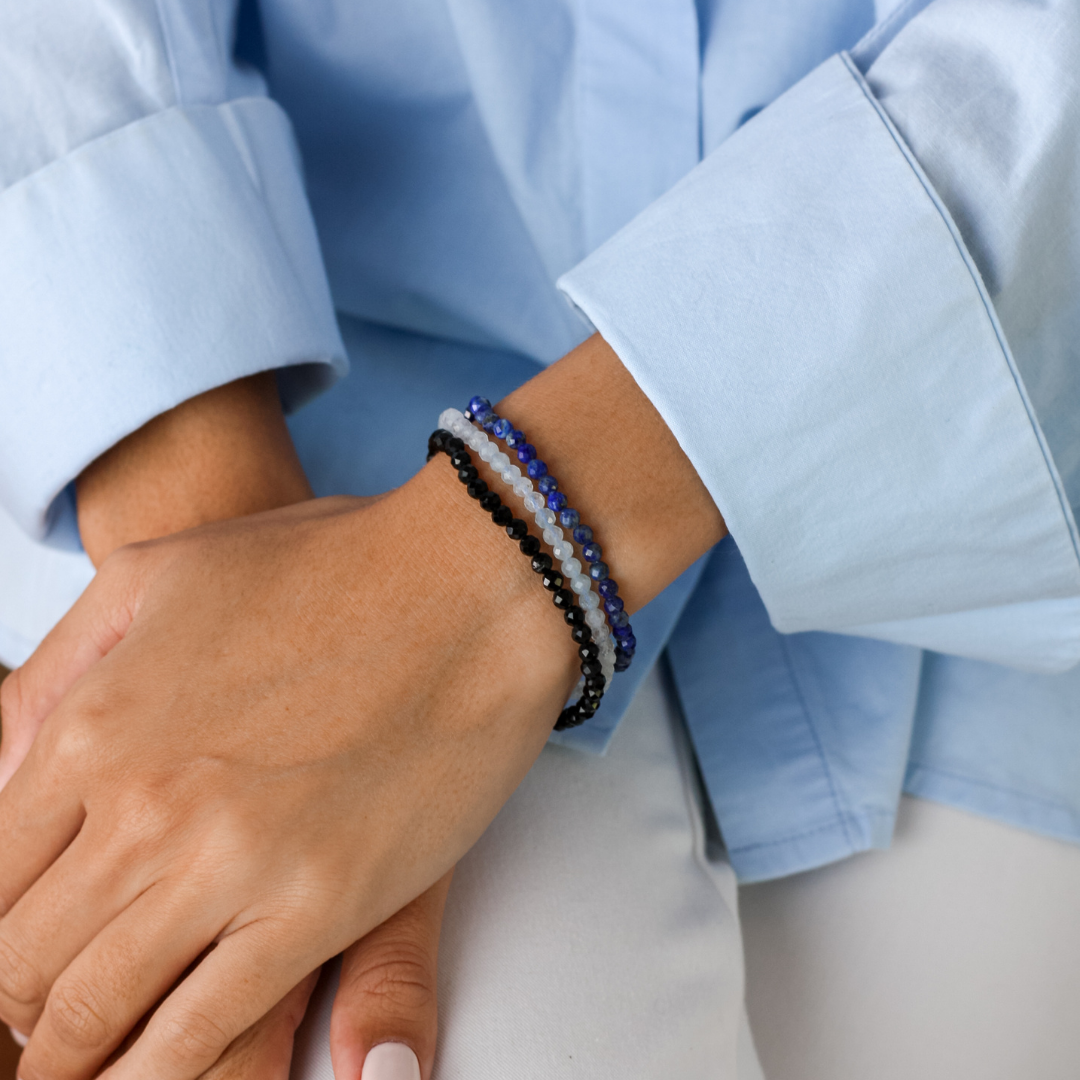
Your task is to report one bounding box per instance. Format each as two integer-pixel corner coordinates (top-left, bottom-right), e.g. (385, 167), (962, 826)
(155, 1007), (232, 1069)
(348, 944), (437, 1017)
(0, 934), (47, 1012)
(44, 978), (112, 1052)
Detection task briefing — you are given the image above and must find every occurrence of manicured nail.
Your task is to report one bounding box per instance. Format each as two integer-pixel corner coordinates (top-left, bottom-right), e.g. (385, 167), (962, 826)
(360, 1042), (421, 1080)
(10, 1028), (28, 1047)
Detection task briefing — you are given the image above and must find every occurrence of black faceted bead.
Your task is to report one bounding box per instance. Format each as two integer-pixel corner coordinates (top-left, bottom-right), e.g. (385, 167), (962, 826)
(585, 673), (607, 692)
(563, 606), (585, 626)
(446, 436), (465, 453)
(571, 625), (593, 645)
(554, 707), (580, 731)
(581, 658), (603, 677)
(531, 552), (553, 574)
(466, 479), (489, 499)
(541, 568), (565, 591)
(479, 491), (502, 513)
(457, 465), (479, 483)
(583, 685), (604, 702)
(552, 588), (574, 609)
(576, 699), (597, 719)
(450, 450), (471, 469)
(519, 535), (541, 557)
(492, 505), (513, 527)
(578, 642), (600, 661)
(506, 518), (528, 540)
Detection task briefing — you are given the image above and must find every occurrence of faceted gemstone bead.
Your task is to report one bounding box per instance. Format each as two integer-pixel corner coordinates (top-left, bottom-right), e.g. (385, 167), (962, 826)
(541, 569), (565, 591)
(457, 465), (479, 483)
(570, 574), (591, 595)
(552, 540), (573, 562)
(537, 474), (558, 494)
(581, 659), (603, 678)
(479, 491), (501, 513)
(439, 409), (460, 430)
(481, 413), (498, 432)
(614, 629), (636, 648)
(468, 395), (491, 416)
(610, 610), (630, 629)
(542, 526), (563, 546)
(523, 491), (545, 513)
(564, 606), (585, 627)
(584, 608), (606, 629)
(467, 430), (486, 451)
(585, 674), (606, 692)
(519, 535), (541, 557)
(505, 428), (526, 448)
(506, 518), (528, 540)
(492, 505), (514, 527)
(614, 656), (632, 672)
(513, 477), (533, 498)
(531, 552), (553, 573)
(478, 441), (498, 463)
(622, 634), (637, 650)
(492, 418), (513, 439)
(582, 541), (603, 563)
(450, 450), (471, 469)
(571, 625), (593, 645)
(535, 507), (556, 529)
(547, 491), (568, 512)
(446, 436), (465, 454)
(552, 588), (574, 609)
(555, 707), (578, 731)
(598, 578), (619, 598)
(491, 452), (510, 472)
(588, 560), (609, 581)
(572, 524), (593, 545)
(559, 508), (580, 529)
(604, 596), (625, 615)
(501, 465), (522, 484)
(578, 642), (600, 661)
(466, 479), (489, 499)
(576, 699), (597, 719)
(516, 443), (537, 463)
(583, 685), (603, 702)
(561, 558), (582, 578)
(527, 459), (548, 480)
(579, 589), (599, 609)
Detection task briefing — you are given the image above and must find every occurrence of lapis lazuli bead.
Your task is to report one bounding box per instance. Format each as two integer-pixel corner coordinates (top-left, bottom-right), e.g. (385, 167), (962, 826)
(614, 657), (632, 672)
(527, 458), (548, 480)
(598, 578), (619, 598)
(572, 524), (593, 545)
(468, 396), (491, 416)
(614, 624), (634, 640)
(547, 491), (568, 512)
(559, 508), (580, 529)
(588, 560), (609, 581)
(492, 417), (513, 439)
(481, 412), (498, 432)
(538, 474), (559, 494)
(505, 428), (526, 448)
(517, 443), (536, 463)
(610, 609), (629, 629)
(582, 541), (602, 564)
(604, 596), (624, 615)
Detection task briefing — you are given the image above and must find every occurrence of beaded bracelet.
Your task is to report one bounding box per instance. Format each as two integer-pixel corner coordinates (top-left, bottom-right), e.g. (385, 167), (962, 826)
(427, 427), (606, 730)
(463, 396), (636, 672)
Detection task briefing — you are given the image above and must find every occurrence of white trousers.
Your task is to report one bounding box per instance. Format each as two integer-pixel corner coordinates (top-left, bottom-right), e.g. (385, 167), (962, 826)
(292, 667), (1080, 1080)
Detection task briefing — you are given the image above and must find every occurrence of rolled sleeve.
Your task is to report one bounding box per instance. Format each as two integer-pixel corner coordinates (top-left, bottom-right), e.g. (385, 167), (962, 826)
(0, 97), (346, 542)
(559, 53), (1080, 670)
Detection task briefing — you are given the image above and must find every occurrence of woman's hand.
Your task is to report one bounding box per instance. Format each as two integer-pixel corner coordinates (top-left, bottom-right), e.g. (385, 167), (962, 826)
(0, 336), (726, 1080)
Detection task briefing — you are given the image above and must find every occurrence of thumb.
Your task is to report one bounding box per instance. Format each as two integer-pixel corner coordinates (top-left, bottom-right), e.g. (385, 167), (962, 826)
(330, 871), (454, 1080)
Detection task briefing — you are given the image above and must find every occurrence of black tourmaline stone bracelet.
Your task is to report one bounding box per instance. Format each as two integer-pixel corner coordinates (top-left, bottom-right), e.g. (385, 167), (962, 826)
(427, 428), (603, 730)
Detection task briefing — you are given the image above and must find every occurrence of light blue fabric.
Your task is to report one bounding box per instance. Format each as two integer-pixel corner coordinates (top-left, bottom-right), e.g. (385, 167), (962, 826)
(1, 0), (1078, 881)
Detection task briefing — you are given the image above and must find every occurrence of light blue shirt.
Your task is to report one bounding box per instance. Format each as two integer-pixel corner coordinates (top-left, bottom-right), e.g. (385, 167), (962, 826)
(1, 0), (1078, 881)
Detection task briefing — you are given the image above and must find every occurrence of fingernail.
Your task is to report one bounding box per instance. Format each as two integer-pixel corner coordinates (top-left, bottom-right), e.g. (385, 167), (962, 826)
(360, 1042), (421, 1080)
(10, 1028), (28, 1047)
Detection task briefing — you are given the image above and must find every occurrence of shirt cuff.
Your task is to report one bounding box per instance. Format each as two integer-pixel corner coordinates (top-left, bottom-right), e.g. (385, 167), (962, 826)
(0, 97), (347, 544)
(558, 53), (1080, 669)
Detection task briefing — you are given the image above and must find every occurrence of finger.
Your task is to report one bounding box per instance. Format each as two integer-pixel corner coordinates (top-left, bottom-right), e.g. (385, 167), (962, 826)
(0, 549), (146, 791)
(99, 917), (322, 1080)
(197, 972), (319, 1080)
(331, 872), (453, 1080)
(16, 880), (225, 1080)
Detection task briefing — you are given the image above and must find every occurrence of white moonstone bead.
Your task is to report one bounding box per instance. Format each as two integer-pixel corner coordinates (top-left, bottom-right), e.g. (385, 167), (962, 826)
(552, 539), (573, 562)
(491, 452), (510, 472)
(561, 558), (582, 578)
(535, 508), (556, 529)
(478, 441), (497, 462)
(439, 408), (461, 430)
(501, 465), (522, 484)
(467, 430), (486, 451)
(570, 574), (591, 596)
(542, 526), (563, 546)
(523, 491), (545, 513)
(579, 589), (599, 609)
(593, 625), (610, 645)
(584, 608), (606, 629)
(513, 477), (533, 497)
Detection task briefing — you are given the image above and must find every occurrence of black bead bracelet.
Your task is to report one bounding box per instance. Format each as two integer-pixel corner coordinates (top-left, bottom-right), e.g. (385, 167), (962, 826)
(428, 428), (603, 729)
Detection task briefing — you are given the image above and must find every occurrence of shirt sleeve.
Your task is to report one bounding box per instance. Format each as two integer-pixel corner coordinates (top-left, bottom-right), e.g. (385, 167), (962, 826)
(0, 0), (347, 545)
(558, 0), (1080, 674)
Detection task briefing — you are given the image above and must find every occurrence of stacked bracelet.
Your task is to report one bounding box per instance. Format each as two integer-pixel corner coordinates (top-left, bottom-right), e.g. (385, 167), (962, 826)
(427, 426), (608, 730)
(462, 396), (636, 673)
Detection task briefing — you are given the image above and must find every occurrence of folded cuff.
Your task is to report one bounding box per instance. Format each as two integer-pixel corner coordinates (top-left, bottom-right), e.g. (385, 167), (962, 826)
(559, 53), (1080, 668)
(0, 98), (347, 543)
